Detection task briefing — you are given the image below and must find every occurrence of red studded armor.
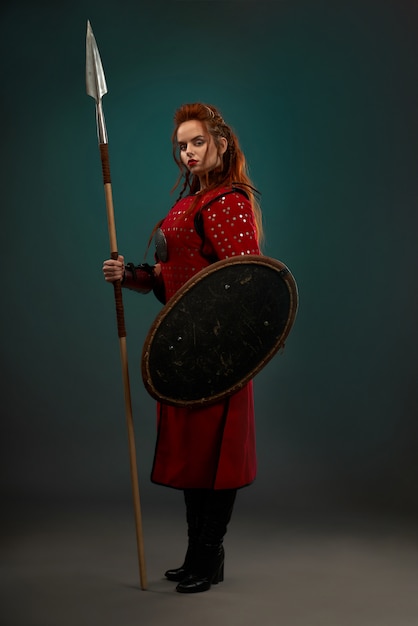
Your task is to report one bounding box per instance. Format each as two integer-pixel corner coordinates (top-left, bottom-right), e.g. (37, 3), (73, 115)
(158, 187), (260, 302)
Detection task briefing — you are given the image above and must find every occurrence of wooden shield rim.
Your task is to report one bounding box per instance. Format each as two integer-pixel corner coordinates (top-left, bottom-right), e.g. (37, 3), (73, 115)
(141, 254), (299, 407)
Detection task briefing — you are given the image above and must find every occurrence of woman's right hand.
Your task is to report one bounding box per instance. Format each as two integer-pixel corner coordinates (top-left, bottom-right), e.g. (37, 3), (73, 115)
(102, 254), (124, 282)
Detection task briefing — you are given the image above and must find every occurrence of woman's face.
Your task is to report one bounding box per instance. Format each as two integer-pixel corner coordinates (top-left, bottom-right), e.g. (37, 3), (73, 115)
(177, 120), (227, 185)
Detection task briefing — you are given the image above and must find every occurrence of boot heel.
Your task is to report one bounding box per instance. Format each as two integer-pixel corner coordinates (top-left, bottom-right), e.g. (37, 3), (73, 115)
(212, 561), (224, 584)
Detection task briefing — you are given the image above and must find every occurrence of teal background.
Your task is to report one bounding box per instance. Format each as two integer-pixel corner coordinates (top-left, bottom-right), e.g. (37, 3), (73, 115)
(1, 0), (417, 517)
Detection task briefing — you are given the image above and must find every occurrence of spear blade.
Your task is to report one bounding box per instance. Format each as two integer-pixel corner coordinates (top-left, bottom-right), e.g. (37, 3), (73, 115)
(86, 20), (107, 101)
(86, 20), (108, 143)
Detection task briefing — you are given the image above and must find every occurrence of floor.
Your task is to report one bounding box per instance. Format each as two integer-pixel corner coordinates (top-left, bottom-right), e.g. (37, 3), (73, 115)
(2, 499), (418, 626)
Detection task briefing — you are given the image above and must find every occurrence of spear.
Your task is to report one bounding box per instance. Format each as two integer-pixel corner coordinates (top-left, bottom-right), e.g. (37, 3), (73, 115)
(85, 20), (147, 590)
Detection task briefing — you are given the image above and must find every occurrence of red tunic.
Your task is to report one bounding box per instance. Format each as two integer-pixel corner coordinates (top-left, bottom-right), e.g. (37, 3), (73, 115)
(149, 186), (260, 490)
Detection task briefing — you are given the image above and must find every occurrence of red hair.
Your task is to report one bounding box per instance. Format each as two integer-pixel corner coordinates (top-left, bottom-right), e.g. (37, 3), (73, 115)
(171, 103), (263, 244)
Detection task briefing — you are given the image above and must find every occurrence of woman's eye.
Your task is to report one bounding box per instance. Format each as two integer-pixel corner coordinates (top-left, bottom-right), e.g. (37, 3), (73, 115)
(179, 139), (205, 151)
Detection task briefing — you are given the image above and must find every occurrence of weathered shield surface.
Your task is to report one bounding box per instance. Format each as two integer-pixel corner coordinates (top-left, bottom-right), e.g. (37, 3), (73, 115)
(141, 255), (298, 407)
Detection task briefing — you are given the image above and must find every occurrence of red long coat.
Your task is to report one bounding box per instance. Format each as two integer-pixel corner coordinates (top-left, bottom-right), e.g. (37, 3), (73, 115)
(130, 186), (260, 490)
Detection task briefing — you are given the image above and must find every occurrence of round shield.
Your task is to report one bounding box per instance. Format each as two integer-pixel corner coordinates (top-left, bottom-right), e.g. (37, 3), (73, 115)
(141, 255), (298, 407)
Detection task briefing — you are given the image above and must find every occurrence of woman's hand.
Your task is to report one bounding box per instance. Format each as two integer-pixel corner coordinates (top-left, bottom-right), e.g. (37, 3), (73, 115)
(102, 254), (124, 282)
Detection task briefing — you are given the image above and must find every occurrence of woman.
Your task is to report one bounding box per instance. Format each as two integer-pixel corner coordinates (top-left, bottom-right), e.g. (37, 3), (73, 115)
(103, 103), (263, 593)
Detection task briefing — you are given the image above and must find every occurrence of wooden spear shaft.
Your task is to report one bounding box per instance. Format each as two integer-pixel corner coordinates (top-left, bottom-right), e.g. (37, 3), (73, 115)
(100, 142), (147, 590)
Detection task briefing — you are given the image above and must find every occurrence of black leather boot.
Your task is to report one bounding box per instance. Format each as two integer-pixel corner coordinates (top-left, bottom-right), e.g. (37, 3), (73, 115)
(175, 488), (236, 593)
(165, 489), (205, 581)
(164, 544), (196, 582)
(164, 540), (199, 582)
(175, 543), (225, 593)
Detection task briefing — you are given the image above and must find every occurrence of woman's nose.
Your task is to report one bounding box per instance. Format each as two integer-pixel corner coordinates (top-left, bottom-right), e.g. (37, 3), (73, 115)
(186, 145), (194, 156)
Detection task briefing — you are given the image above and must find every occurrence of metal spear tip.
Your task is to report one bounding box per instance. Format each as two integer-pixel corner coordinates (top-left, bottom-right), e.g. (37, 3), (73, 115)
(86, 19), (108, 102)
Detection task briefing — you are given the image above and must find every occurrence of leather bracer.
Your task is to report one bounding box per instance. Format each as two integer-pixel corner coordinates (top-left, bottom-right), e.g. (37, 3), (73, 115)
(122, 262), (166, 304)
(122, 262), (155, 294)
